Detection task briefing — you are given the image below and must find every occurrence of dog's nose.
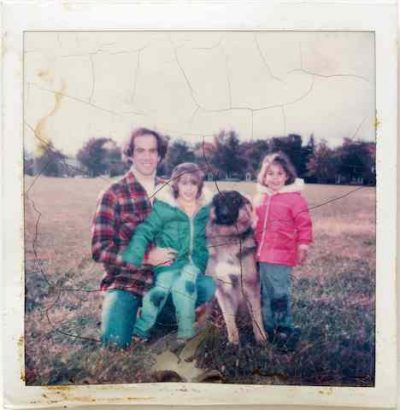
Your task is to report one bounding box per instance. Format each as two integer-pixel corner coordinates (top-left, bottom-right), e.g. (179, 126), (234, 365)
(217, 209), (238, 225)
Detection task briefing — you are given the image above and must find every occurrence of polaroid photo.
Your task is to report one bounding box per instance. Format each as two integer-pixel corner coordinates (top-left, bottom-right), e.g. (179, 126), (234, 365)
(1, 1), (398, 409)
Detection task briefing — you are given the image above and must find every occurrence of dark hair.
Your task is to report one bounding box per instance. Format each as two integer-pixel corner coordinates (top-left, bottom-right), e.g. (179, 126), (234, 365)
(170, 162), (204, 199)
(257, 151), (297, 185)
(123, 127), (168, 163)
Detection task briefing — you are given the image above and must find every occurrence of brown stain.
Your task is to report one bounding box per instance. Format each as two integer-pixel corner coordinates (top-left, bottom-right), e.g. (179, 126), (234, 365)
(34, 77), (66, 154)
(17, 335), (24, 348)
(41, 384), (152, 405)
(36, 391), (152, 406)
(18, 336), (25, 382)
(46, 385), (73, 391)
(37, 69), (53, 82)
(318, 387), (334, 395)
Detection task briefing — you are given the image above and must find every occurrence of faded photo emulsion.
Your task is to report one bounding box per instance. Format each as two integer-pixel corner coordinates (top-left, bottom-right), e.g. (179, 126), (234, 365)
(23, 31), (376, 387)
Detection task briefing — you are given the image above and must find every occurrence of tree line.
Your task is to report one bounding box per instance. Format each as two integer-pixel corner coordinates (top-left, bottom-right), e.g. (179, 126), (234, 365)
(24, 131), (376, 186)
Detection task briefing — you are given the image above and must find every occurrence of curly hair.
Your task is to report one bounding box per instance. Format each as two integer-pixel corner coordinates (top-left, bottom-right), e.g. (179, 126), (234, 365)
(170, 162), (205, 199)
(257, 151), (297, 186)
(123, 127), (168, 163)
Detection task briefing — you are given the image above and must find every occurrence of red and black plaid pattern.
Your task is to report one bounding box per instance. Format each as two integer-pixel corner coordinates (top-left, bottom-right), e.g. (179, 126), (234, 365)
(91, 171), (163, 295)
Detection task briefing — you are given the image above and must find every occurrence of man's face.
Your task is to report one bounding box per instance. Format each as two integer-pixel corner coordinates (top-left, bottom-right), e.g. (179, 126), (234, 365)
(131, 135), (160, 176)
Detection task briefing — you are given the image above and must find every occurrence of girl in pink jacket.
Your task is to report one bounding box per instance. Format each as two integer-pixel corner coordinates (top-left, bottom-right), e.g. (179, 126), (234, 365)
(253, 152), (312, 350)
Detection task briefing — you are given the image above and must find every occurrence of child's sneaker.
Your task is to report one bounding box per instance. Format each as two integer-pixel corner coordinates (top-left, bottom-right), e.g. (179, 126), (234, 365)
(131, 335), (148, 347)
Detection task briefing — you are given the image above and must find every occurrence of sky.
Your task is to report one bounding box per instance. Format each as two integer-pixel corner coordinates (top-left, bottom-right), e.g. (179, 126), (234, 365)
(24, 31), (375, 156)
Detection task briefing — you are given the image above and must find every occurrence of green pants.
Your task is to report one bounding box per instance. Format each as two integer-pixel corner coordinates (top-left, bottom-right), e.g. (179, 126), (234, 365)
(134, 263), (200, 339)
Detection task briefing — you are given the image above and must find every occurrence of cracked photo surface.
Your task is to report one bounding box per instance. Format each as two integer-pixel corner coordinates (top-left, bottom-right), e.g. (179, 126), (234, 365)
(23, 31), (376, 387)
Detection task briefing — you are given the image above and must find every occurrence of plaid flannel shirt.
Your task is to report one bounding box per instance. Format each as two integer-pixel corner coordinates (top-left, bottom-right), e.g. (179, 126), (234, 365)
(91, 171), (164, 295)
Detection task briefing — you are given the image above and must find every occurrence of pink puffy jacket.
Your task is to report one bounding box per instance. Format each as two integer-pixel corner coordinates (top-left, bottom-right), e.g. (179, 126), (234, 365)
(253, 179), (313, 267)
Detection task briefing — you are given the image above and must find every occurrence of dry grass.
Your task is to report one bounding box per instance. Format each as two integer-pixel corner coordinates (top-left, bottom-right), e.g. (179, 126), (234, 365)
(24, 176), (375, 386)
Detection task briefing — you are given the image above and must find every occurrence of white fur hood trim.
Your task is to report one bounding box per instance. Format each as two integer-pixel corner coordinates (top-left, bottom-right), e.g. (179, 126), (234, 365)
(153, 183), (213, 208)
(256, 178), (304, 196)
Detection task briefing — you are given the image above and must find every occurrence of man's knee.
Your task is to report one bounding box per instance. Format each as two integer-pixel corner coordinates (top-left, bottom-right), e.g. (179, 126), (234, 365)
(101, 289), (140, 348)
(196, 275), (216, 305)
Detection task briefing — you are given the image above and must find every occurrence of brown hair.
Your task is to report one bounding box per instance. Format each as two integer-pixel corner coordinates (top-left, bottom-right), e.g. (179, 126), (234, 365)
(257, 151), (297, 186)
(123, 127), (168, 163)
(170, 162), (205, 199)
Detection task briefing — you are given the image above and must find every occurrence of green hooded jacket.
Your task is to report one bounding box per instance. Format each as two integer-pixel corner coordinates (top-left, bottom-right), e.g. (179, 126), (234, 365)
(122, 186), (211, 274)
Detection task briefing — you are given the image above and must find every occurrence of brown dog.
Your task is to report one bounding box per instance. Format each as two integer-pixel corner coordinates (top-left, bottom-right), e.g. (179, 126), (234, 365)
(206, 191), (267, 345)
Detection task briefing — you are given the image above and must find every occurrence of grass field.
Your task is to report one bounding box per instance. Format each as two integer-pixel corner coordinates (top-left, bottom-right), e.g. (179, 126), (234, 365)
(24, 176), (375, 386)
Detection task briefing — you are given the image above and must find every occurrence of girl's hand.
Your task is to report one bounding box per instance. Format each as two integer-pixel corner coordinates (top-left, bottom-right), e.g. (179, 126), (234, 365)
(147, 247), (177, 267)
(298, 244), (309, 265)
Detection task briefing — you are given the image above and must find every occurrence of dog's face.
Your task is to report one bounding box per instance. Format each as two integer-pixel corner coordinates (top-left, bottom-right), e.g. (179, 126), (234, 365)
(211, 191), (247, 226)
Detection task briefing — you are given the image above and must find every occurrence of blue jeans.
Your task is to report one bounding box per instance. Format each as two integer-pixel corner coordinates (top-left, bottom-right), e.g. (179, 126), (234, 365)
(259, 262), (293, 333)
(101, 274), (216, 348)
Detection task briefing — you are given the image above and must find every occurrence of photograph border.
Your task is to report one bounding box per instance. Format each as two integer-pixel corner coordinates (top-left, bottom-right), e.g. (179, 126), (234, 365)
(2, 1), (397, 409)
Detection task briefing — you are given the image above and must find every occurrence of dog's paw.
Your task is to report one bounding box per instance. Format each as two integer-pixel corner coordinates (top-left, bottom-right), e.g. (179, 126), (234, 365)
(227, 335), (240, 346)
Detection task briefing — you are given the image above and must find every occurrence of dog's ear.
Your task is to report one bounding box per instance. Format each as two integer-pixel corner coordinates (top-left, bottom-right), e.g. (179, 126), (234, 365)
(237, 202), (253, 226)
(241, 193), (252, 205)
(244, 201), (253, 214)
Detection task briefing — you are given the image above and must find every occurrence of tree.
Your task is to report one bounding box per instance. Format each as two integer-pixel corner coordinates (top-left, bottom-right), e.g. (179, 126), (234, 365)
(306, 140), (338, 184)
(239, 139), (269, 178)
(211, 130), (247, 179)
(301, 134), (316, 181)
(269, 134), (304, 176)
(77, 138), (123, 177)
(34, 142), (68, 177)
(193, 141), (217, 178)
(336, 139), (376, 185)
(165, 139), (195, 174)
(24, 150), (35, 176)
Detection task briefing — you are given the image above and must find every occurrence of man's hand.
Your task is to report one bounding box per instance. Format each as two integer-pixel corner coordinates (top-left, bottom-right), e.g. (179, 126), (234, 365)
(298, 244), (309, 265)
(147, 247), (177, 267)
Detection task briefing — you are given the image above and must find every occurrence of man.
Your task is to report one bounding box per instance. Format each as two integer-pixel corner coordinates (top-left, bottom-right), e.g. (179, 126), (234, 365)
(91, 127), (215, 348)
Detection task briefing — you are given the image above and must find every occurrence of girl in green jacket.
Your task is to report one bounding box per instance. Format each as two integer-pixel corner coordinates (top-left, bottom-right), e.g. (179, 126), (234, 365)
(123, 162), (214, 342)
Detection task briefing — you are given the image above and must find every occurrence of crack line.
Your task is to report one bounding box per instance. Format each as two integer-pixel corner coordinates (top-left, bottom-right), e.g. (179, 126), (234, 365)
(350, 116), (367, 139)
(131, 49), (142, 106)
(281, 105), (287, 135)
(299, 42), (304, 69)
(221, 45), (233, 109)
(89, 54), (95, 103)
(289, 68), (370, 82)
(169, 35), (202, 111)
(193, 38), (223, 50)
(29, 82), (143, 116)
(254, 34), (284, 83)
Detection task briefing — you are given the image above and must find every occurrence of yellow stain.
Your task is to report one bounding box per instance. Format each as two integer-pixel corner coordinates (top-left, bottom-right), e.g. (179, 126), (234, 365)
(34, 79), (66, 155)
(18, 336), (25, 382)
(374, 116), (380, 130)
(17, 335), (24, 348)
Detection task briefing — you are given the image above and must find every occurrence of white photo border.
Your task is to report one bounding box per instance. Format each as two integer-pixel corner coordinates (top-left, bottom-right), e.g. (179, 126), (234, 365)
(2, 1), (397, 408)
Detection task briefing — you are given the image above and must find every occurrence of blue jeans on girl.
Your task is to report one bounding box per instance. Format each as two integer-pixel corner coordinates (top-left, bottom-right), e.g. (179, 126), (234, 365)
(259, 262), (294, 334)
